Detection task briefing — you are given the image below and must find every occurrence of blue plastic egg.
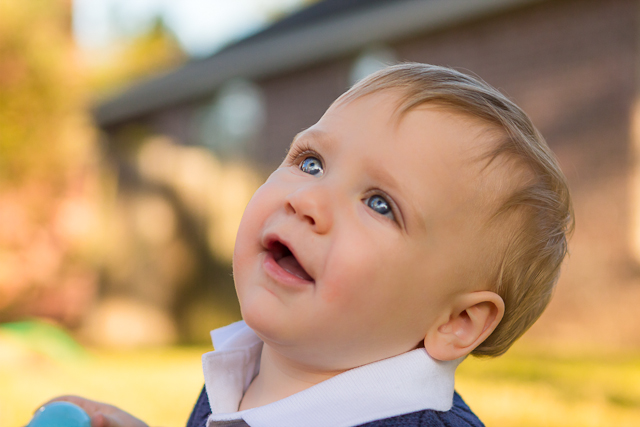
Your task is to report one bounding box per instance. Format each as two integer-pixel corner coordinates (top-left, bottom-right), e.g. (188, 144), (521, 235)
(28, 401), (91, 427)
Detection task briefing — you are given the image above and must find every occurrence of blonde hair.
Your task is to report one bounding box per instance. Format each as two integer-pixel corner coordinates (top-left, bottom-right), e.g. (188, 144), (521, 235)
(340, 63), (574, 357)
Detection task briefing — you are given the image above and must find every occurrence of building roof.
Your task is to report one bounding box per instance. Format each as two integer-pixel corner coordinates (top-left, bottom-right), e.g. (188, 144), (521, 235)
(94, 0), (543, 127)
(231, 0), (394, 47)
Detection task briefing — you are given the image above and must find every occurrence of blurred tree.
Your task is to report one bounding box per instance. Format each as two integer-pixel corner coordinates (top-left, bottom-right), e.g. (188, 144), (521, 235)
(0, 0), (186, 330)
(0, 0), (98, 325)
(0, 0), (81, 184)
(85, 15), (186, 98)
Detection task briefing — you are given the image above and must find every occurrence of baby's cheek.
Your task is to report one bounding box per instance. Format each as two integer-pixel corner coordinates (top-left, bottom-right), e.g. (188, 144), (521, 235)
(319, 276), (346, 304)
(319, 257), (386, 306)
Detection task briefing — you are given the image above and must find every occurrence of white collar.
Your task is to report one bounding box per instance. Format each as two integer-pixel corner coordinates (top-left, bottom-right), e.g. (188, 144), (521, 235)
(202, 321), (461, 427)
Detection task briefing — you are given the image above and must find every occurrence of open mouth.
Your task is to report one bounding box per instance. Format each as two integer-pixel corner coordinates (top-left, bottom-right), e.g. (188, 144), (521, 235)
(267, 240), (314, 282)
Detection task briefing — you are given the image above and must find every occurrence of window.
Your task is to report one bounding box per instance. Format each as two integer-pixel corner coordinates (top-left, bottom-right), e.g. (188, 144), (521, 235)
(349, 45), (397, 86)
(196, 78), (265, 157)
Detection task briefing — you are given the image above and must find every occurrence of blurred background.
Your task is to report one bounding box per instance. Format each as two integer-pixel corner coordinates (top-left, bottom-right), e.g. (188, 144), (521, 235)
(1, 0), (639, 426)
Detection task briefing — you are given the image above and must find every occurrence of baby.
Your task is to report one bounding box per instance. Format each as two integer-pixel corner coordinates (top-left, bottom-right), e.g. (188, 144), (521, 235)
(46, 63), (573, 427)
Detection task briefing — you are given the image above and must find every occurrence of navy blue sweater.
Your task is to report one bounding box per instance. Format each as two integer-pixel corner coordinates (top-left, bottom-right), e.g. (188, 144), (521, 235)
(185, 386), (484, 427)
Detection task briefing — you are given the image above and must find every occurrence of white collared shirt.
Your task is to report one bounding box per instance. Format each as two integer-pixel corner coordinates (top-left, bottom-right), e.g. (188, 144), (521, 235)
(202, 321), (461, 427)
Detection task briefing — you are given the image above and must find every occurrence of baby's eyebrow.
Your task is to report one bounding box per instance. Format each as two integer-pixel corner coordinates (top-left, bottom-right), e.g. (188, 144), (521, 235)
(288, 131), (306, 149)
(361, 162), (414, 229)
(289, 128), (335, 150)
(366, 163), (400, 193)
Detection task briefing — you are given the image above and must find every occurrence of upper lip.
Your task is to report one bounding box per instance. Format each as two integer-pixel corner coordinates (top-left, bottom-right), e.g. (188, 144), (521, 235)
(262, 233), (315, 282)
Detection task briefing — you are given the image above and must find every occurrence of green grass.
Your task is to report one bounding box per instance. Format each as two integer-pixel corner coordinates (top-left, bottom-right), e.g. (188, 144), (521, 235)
(0, 323), (208, 427)
(456, 344), (640, 427)
(2, 322), (639, 427)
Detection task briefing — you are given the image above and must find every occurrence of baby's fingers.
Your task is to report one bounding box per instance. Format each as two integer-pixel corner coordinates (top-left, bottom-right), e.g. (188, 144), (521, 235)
(38, 396), (148, 427)
(91, 411), (149, 427)
(41, 396), (99, 421)
(90, 412), (109, 427)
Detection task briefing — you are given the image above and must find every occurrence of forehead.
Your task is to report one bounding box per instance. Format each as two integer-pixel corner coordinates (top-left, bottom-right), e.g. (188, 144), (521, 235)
(319, 90), (494, 157)
(306, 92), (502, 226)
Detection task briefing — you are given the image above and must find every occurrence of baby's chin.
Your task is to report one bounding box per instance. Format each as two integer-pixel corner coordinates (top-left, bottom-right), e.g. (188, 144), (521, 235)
(239, 298), (302, 345)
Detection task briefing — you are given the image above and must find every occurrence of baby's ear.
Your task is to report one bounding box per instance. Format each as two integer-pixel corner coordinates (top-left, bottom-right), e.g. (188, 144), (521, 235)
(424, 292), (504, 361)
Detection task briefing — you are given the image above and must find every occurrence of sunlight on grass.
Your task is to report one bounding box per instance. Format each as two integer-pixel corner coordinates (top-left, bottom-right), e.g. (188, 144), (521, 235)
(2, 324), (640, 427)
(0, 328), (209, 427)
(456, 344), (640, 427)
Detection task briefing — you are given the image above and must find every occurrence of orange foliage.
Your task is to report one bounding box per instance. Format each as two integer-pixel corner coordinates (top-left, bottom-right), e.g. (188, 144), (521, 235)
(0, 1), (187, 329)
(0, 0), (98, 325)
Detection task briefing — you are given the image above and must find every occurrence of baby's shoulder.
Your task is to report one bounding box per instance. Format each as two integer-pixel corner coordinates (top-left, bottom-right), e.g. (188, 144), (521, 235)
(355, 392), (484, 427)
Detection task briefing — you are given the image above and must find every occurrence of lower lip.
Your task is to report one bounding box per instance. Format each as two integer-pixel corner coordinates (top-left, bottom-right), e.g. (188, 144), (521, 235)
(262, 251), (315, 288)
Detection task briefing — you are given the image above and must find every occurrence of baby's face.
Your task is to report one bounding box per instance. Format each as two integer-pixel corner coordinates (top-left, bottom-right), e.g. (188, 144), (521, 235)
(233, 91), (501, 369)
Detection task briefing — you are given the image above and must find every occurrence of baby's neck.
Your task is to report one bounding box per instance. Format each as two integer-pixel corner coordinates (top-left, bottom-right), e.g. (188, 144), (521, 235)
(238, 344), (345, 411)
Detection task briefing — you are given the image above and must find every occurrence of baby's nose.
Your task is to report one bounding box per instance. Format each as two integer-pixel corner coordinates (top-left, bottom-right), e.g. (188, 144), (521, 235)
(285, 185), (333, 234)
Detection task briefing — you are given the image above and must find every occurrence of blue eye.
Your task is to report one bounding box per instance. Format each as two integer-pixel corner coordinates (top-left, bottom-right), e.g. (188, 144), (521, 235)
(366, 195), (395, 220)
(300, 156), (323, 176)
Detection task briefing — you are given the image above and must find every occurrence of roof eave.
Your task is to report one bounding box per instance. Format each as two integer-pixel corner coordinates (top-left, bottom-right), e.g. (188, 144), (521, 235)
(94, 0), (544, 127)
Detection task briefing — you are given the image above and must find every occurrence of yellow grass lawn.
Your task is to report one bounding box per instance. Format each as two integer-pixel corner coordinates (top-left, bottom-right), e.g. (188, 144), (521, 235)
(1, 324), (639, 427)
(457, 346), (640, 427)
(0, 341), (207, 427)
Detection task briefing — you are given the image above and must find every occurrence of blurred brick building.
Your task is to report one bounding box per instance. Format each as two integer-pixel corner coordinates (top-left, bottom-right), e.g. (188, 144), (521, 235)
(94, 0), (640, 348)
